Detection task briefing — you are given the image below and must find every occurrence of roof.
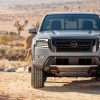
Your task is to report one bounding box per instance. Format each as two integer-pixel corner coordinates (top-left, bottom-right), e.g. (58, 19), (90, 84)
(46, 12), (97, 15)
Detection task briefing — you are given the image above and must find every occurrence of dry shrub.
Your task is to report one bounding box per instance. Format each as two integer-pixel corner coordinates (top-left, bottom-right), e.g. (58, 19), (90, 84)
(0, 35), (25, 45)
(0, 46), (25, 61)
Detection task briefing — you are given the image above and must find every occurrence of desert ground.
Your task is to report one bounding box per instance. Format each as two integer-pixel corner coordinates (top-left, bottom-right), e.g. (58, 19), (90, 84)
(0, 0), (100, 100)
(0, 72), (100, 100)
(0, 0), (100, 37)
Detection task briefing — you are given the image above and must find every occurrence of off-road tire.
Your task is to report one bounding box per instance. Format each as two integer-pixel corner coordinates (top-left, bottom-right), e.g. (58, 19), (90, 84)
(31, 65), (45, 88)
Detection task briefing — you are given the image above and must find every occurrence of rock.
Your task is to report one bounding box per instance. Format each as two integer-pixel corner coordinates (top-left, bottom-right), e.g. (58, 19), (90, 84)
(0, 68), (4, 71)
(24, 65), (31, 73)
(15, 67), (25, 73)
(15, 65), (31, 73)
(4, 68), (16, 72)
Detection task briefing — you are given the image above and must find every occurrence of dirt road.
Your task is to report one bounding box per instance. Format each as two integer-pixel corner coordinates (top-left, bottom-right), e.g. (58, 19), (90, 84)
(0, 72), (100, 100)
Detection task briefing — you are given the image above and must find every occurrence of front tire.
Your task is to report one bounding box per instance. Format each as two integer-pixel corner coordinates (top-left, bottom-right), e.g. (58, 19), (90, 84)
(31, 65), (45, 88)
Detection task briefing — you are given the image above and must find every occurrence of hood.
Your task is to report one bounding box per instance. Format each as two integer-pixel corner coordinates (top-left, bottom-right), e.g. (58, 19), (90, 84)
(36, 30), (100, 39)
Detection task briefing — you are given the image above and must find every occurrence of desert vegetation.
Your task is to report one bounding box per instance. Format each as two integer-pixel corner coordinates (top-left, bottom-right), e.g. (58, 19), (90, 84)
(0, 0), (99, 65)
(14, 20), (28, 35)
(0, 0), (100, 100)
(0, 30), (25, 59)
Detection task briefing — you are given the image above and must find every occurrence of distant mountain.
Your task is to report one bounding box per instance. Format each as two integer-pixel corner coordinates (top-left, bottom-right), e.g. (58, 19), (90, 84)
(0, 0), (89, 6)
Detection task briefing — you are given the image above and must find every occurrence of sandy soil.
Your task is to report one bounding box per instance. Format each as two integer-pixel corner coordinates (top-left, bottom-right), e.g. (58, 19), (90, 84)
(0, 60), (29, 69)
(0, 72), (100, 100)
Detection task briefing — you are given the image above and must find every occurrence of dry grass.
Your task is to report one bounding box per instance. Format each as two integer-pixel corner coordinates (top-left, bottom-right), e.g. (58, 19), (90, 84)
(0, 35), (25, 45)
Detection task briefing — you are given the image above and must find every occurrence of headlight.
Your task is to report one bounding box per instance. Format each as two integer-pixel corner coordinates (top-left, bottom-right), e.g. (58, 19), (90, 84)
(36, 39), (48, 47)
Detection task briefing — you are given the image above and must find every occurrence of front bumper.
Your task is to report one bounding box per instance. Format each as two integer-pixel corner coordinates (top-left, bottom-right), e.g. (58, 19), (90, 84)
(49, 65), (99, 77)
(32, 47), (100, 77)
(33, 47), (100, 67)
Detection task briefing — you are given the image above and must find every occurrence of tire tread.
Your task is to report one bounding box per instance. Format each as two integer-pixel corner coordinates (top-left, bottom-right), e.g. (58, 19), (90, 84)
(31, 65), (45, 88)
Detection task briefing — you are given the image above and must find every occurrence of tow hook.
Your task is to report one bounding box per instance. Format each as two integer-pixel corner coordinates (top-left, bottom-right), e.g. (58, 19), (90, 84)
(51, 70), (57, 74)
(88, 67), (97, 74)
(50, 67), (59, 74)
(90, 69), (96, 73)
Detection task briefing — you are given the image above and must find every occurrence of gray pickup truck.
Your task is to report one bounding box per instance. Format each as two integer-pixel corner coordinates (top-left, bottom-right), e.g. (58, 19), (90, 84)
(29, 12), (100, 88)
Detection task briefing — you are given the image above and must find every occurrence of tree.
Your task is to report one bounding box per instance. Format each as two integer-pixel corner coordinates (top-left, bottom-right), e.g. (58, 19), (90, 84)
(14, 20), (28, 35)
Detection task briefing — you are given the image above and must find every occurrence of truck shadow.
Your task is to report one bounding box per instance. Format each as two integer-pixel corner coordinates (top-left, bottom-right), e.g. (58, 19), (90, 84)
(41, 79), (100, 95)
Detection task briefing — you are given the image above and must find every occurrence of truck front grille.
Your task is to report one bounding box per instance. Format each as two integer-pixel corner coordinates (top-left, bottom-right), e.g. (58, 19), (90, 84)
(52, 39), (95, 52)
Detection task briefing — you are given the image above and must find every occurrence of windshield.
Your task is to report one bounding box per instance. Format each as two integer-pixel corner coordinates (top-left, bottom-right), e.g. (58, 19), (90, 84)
(40, 14), (100, 31)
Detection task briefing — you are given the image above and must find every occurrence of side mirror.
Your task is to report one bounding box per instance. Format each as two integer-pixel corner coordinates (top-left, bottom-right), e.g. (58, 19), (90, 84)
(28, 26), (37, 34)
